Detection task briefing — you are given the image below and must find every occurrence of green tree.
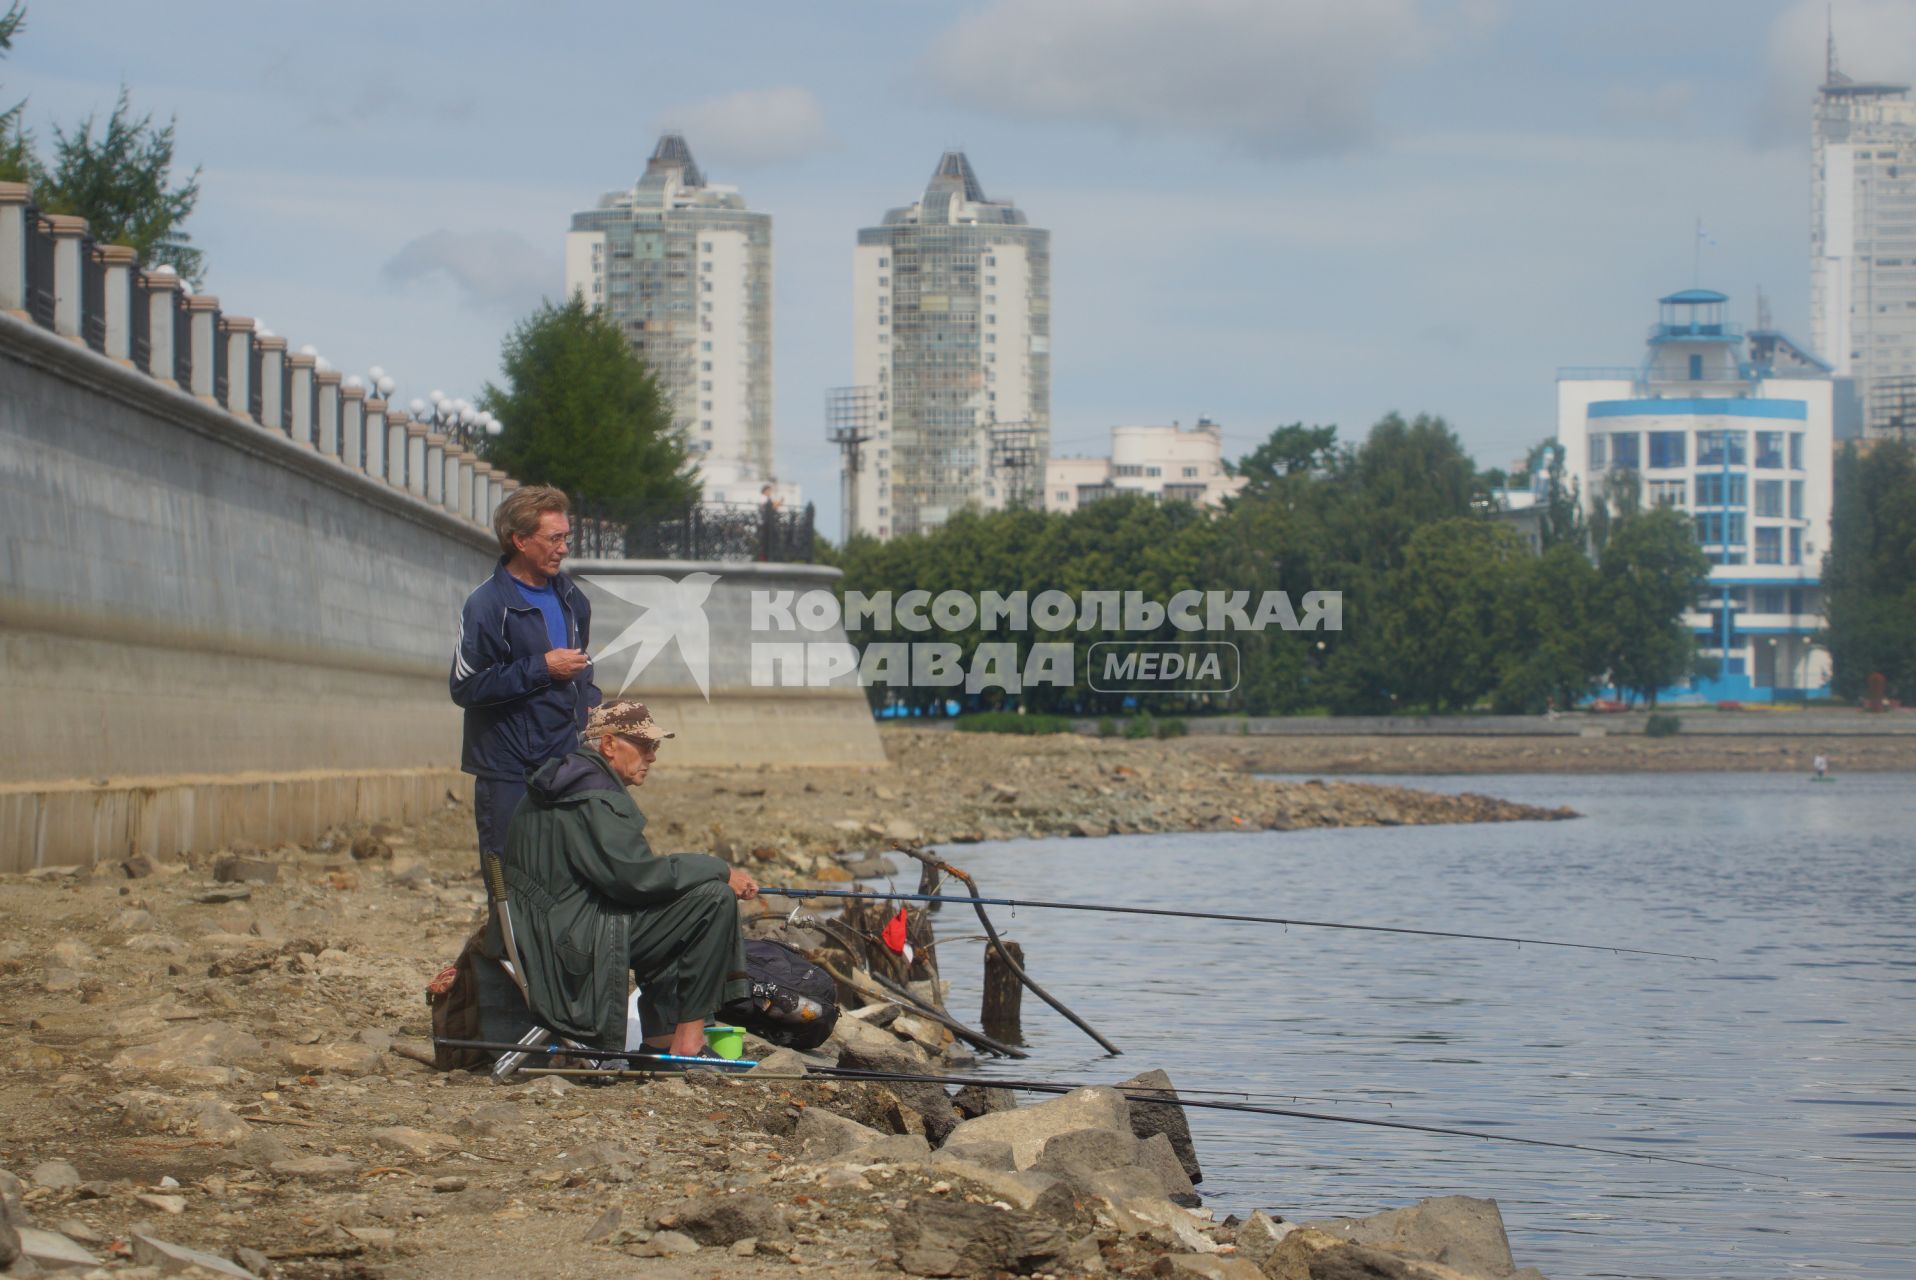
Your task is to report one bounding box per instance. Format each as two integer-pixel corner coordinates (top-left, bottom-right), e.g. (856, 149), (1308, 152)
(0, 3), (32, 182)
(1492, 542), (1603, 712)
(479, 297), (698, 511)
(1595, 505), (1708, 706)
(38, 86), (203, 281)
(1823, 442), (1916, 699)
(1368, 518), (1525, 713)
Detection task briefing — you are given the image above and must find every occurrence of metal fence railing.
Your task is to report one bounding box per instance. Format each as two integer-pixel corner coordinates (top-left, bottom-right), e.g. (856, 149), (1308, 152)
(571, 497), (816, 563)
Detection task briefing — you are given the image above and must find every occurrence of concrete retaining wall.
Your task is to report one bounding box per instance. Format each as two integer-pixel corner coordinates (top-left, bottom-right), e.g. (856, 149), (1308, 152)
(1, 314), (882, 871)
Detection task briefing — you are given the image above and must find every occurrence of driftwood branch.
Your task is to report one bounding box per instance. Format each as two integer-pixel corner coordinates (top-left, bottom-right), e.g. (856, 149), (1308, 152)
(894, 845), (1121, 1056)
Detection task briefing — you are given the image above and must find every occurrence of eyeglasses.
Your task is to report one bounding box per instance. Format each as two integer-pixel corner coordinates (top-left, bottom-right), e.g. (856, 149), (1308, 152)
(527, 532), (570, 548)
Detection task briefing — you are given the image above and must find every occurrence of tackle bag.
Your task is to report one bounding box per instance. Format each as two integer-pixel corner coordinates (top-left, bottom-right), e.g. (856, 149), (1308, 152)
(718, 938), (840, 1051)
(427, 925), (490, 1071)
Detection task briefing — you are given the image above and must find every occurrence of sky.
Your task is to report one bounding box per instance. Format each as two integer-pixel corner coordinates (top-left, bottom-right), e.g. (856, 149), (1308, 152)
(10, 1), (1916, 534)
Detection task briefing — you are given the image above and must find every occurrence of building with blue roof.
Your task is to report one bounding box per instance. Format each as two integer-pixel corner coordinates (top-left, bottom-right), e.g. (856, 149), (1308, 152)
(1558, 289), (1833, 702)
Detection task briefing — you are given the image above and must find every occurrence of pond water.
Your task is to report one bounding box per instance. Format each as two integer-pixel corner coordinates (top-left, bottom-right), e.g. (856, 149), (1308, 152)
(926, 771), (1916, 1280)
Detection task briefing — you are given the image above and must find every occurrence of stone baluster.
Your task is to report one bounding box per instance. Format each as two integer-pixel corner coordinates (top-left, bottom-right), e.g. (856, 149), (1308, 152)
(0, 181), (28, 315)
(364, 398), (388, 481)
(339, 381), (366, 472)
(405, 423), (429, 497)
(424, 431), (447, 504)
(44, 214), (89, 341)
(472, 461), (494, 524)
(495, 478), (520, 524)
(139, 270), (184, 385)
(286, 351), (316, 446)
(218, 316), (255, 420)
(385, 410), (410, 487)
(93, 244), (138, 363)
(256, 335), (287, 433)
(182, 294), (220, 402)
(442, 443), (466, 516)
(314, 368), (342, 459)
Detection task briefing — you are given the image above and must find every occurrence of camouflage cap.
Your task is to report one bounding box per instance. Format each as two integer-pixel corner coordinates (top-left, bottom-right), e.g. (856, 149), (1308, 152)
(584, 700), (675, 744)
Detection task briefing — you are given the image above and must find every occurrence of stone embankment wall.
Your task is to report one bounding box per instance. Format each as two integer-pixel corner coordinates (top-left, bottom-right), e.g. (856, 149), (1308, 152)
(0, 192), (880, 871)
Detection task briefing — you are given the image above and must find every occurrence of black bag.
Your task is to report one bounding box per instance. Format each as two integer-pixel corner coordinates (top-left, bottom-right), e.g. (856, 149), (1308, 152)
(719, 939), (839, 1051)
(427, 925), (490, 1071)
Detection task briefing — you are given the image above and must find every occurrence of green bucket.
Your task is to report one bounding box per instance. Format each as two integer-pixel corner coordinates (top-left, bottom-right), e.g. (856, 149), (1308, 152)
(703, 1024), (745, 1060)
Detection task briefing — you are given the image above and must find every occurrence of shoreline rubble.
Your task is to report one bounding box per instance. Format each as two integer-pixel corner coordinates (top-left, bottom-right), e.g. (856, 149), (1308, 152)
(0, 729), (1577, 1278)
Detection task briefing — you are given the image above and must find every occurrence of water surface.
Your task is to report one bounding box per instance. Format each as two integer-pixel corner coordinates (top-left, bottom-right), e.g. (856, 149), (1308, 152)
(925, 772), (1916, 1280)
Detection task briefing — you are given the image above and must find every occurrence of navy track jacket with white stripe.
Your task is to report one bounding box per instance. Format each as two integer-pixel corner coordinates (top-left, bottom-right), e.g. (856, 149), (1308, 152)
(450, 558), (601, 781)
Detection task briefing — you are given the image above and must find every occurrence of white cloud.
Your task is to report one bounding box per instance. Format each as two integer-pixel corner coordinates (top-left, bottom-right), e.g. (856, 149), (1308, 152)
(656, 87), (833, 171)
(1605, 81), (1696, 129)
(1756, 0), (1916, 147)
(924, 0), (1455, 158)
(379, 229), (557, 313)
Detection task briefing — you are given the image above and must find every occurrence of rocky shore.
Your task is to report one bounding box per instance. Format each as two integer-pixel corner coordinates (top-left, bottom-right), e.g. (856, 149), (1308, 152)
(0, 730), (1573, 1279)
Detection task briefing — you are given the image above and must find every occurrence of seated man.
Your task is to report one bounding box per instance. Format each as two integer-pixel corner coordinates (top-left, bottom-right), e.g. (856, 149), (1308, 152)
(499, 700), (758, 1057)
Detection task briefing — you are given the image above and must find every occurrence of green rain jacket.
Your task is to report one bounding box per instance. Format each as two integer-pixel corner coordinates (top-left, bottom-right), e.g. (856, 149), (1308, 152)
(500, 747), (731, 1047)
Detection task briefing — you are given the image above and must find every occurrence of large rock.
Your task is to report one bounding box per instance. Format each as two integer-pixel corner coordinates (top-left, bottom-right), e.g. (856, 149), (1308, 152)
(1302, 1196), (1518, 1279)
(926, 1153), (1061, 1212)
(835, 1042), (959, 1142)
(888, 1197), (1068, 1277)
(1122, 1068), (1203, 1185)
(112, 1092), (253, 1146)
(1030, 1126), (1140, 1181)
(1232, 1210), (1292, 1270)
(657, 1193), (790, 1246)
(110, 1021), (261, 1076)
(0, 1169), (19, 1268)
(1153, 1256), (1266, 1280)
(16, 1225), (102, 1271)
(795, 1109), (931, 1163)
(940, 1086), (1131, 1171)
(131, 1233), (259, 1278)
(1261, 1225), (1513, 1280)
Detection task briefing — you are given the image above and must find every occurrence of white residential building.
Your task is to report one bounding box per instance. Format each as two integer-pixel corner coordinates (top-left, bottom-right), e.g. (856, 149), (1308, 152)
(566, 133), (785, 506)
(1811, 52), (1916, 439)
(1558, 289), (1834, 702)
(1044, 419), (1246, 514)
(851, 152), (1049, 540)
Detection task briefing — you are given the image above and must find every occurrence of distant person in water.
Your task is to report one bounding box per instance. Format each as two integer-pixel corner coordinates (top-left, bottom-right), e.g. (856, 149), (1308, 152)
(1813, 754), (1829, 778)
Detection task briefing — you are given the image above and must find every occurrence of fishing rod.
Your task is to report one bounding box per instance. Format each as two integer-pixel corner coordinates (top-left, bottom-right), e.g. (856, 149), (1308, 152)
(757, 887), (1714, 961)
(435, 1039), (1774, 1178)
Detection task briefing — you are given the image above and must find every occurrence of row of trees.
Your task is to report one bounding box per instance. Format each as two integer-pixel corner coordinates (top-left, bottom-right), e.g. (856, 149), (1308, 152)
(828, 414), (1711, 716)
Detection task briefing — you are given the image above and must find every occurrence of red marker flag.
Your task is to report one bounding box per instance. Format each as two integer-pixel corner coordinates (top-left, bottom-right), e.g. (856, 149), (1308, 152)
(881, 906), (914, 964)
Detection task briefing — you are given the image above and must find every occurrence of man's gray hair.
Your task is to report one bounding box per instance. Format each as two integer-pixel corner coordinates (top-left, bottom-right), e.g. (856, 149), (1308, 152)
(493, 484), (570, 556)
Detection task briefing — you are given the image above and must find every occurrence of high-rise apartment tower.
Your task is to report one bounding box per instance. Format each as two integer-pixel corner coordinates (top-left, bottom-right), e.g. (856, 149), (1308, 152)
(1811, 40), (1916, 440)
(850, 152), (1050, 539)
(566, 134), (775, 500)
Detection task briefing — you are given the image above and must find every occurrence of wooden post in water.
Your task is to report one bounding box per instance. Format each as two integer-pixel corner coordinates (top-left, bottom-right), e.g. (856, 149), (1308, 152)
(918, 859), (943, 910)
(981, 940), (1025, 1045)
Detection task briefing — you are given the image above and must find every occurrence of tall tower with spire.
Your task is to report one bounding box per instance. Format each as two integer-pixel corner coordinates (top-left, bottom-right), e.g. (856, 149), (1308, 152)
(1810, 26), (1916, 438)
(566, 134), (777, 501)
(849, 152), (1050, 539)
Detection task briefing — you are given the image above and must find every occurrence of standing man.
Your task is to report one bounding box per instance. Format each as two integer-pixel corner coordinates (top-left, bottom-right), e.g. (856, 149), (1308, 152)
(451, 485), (601, 871)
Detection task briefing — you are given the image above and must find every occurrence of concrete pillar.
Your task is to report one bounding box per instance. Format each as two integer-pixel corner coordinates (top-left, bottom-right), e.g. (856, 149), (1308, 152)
(405, 424), (429, 497)
(44, 214), (89, 341)
(219, 316), (255, 420)
(385, 411), (410, 487)
(93, 244), (138, 363)
(140, 270), (184, 385)
(457, 452), (478, 521)
(339, 381), (366, 471)
(314, 368), (342, 459)
(364, 398), (388, 481)
(0, 181), (27, 315)
(496, 477), (520, 524)
(441, 444), (465, 515)
(183, 294), (221, 401)
(425, 432), (447, 504)
(256, 335), (287, 433)
(286, 351), (316, 447)
(472, 462), (494, 525)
